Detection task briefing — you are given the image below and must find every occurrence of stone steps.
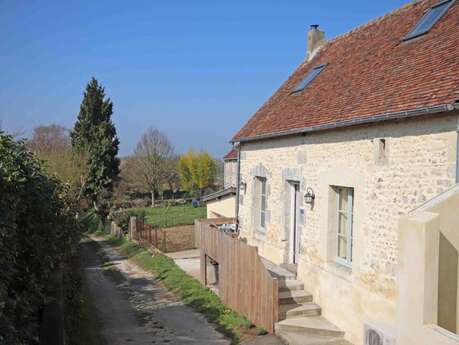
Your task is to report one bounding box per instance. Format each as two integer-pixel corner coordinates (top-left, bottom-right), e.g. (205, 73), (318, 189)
(276, 331), (351, 345)
(278, 279), (304, 291)
(272, 265), (349, 345)
(279, 290), (313, 305)
(279, 302), (322, 320)
(263, 258), (297, 280)
(275, 316), (345, 337)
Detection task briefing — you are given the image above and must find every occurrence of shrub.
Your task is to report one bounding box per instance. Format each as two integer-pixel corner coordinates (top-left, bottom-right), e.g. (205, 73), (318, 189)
(112, 209), (146, 233)
(0, 133), (81, 344)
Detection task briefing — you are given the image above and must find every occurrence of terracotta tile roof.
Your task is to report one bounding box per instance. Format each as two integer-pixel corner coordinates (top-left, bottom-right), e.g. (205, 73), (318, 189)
(224, 148), (237, 160)
(233, 0), (459, 142)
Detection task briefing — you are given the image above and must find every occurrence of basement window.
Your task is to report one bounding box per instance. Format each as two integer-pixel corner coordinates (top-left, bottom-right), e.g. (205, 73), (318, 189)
(403, 0), (455, 41)
(291, 64), (326, 93)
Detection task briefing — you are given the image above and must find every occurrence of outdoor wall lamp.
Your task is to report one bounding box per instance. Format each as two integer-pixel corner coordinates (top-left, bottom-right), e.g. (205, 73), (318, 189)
(304, 187), (315, 205)
(240, 180), (247, 193)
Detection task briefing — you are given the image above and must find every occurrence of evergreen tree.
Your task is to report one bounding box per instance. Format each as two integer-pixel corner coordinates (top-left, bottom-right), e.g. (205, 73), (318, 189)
(71, 78), (120, 214)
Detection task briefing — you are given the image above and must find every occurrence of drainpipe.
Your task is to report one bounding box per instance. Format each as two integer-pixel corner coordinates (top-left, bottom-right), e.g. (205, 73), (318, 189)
(456, 106), (459, 183)
(235, 142), (241, 231)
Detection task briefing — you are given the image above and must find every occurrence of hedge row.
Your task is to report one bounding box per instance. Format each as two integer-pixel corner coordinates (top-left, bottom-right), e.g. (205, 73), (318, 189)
(0, 133), (81, 345)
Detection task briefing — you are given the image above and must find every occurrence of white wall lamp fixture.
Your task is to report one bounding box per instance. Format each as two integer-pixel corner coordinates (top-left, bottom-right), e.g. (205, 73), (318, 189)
(304, 187), (315, 205)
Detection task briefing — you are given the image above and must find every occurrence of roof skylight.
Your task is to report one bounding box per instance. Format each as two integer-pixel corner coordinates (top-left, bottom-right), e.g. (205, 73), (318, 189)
(291, 64), (326, 93)
(403, 0), (455, 41)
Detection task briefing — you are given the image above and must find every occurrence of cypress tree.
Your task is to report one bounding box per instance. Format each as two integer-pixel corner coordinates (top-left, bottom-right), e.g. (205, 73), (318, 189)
(71, 78), (120, 214)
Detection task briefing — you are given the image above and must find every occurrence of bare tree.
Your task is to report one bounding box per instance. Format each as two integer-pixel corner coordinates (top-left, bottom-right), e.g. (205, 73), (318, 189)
(134, 128), (175, 207)
(27, 124), (88, 196)
(28, 124), (69, 154)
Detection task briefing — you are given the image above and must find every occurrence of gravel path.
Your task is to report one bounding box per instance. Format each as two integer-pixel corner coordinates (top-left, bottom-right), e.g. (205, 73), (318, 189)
(81, 236), (229, 345)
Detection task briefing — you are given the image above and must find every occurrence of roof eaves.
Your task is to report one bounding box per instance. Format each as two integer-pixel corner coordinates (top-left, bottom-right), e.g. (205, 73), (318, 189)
(201, 187), (237, 202)
(232, 103), (456, 143)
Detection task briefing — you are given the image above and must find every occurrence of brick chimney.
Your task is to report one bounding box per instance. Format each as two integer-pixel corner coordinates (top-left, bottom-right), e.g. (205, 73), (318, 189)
(307, 24), (325, 61)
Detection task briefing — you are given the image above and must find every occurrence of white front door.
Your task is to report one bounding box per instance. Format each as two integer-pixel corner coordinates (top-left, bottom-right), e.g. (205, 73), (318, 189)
(289, 182), (300, 264)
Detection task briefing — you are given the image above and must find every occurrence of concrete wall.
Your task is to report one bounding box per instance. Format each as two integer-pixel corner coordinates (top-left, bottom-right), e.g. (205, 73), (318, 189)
(398, 185), (459, 345)
(206, 195), (236, 219)
(237, 113), (458, 344)
(224, 159), (238, 188)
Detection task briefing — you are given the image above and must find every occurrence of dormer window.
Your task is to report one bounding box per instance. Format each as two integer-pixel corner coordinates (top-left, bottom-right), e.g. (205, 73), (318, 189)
(291, 64), (326, 94)
(403, 0), (455, 41)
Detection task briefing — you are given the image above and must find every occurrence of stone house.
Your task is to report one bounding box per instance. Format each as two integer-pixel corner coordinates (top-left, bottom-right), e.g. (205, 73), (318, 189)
(223, 148), (238, 189)
(231, 0), (459, 344)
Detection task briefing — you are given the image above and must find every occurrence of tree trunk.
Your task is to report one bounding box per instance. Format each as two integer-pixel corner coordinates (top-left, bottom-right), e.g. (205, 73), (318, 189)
(168, 182), (175, 200)
(151, 190), (155, 207)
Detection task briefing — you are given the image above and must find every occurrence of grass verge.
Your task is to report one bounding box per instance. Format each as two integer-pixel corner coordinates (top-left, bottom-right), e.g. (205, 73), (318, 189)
(96, 234), (256, 344)
(132, 204), (206, 228)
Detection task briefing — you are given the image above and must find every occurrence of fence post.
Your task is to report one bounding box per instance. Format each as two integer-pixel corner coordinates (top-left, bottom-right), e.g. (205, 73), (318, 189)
(129, 216), (137, 240)
(137, 218), (144, 243)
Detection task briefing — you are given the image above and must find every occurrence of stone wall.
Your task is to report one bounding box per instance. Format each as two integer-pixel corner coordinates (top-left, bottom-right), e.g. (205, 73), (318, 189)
(224, 159), (238, 188)
(237, 112), (458, 344)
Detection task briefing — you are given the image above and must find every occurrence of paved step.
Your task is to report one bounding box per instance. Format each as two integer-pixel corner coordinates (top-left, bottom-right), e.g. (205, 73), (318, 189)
(276, 331), (350, 345)
(262, 258), (297, 280)
(275, 316), (345, 337)
(280, 303), (321, 319)
(279, 290), (313, 305)
(278, 279), (304, 292)
(280, 263), (297, 275)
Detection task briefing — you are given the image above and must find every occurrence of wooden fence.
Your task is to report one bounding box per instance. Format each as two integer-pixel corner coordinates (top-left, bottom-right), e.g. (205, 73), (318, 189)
(131, 218), (196, 253)
(194, 217), (235, 248)
(197, 219), (279, 333)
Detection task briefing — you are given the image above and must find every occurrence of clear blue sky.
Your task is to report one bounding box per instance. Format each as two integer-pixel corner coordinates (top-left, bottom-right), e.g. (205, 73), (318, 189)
(0, 0), (407, 158)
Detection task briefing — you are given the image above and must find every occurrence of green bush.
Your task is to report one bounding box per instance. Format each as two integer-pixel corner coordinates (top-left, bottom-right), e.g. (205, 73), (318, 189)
(0, 133), (81, 345)
(111, 209), (146, 232)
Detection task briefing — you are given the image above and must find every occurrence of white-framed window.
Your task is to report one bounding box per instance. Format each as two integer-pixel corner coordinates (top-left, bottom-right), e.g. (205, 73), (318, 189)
(335, 186), (354, 266)
(257, 177), (267, 229)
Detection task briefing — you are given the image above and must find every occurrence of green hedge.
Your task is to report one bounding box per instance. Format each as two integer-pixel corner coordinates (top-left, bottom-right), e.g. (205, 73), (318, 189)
(0, 133), (81, 344)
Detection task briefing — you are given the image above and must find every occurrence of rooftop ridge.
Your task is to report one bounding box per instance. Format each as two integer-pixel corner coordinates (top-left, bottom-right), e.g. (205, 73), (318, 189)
(326, 1), (418, 45)
(295, 1), (420, 69)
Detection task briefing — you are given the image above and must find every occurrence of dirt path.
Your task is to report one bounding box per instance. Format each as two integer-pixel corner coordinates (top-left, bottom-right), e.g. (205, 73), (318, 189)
(81, 236), (229, 345)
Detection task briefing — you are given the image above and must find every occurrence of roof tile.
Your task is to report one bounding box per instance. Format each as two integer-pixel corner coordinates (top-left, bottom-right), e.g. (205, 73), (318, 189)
(233, 0), (459, 141)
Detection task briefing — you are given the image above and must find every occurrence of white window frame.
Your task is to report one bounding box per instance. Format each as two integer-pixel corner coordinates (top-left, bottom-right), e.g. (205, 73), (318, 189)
(335, 186), (354, 267)
(258, 177), (267, 230)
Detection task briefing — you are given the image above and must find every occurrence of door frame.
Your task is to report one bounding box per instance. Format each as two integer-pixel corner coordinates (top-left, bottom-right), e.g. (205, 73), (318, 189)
(288, 181), (300, 264)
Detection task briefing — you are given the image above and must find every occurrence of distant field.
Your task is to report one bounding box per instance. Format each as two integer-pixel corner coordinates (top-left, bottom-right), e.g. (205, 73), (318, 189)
(133, 204), (206, 228)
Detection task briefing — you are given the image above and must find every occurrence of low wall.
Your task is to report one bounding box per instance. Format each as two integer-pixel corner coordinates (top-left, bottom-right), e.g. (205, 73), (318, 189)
(398, 184), (459, 345)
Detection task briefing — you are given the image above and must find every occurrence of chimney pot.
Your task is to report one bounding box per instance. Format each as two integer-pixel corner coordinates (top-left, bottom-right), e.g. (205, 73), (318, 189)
(307, 24), (326, 61)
